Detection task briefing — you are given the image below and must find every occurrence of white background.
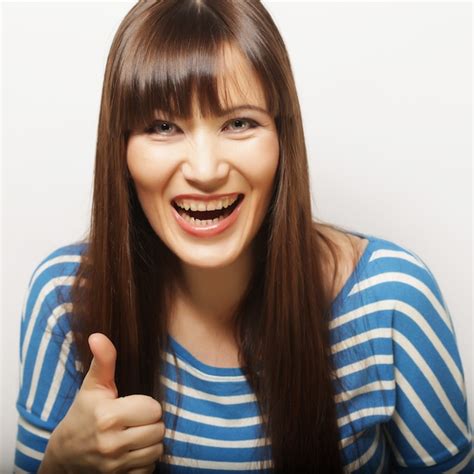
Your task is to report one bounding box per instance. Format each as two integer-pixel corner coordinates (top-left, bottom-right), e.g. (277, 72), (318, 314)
(1, 1), (472, 470)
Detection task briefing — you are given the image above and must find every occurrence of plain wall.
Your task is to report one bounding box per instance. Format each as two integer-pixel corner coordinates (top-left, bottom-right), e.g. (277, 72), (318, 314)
(2, 1), (472, 470)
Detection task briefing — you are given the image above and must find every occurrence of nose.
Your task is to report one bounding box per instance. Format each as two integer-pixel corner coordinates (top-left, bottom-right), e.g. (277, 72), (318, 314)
(181, 132), (230, 190)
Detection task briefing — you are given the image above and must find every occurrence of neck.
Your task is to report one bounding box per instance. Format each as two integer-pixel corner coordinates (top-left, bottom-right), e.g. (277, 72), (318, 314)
(173, 244), (255, 333)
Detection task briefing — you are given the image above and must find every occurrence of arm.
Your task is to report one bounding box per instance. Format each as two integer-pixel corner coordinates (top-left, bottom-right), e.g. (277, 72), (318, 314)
(14, 246), (164, 473)
(14, 248), (83, 472)
(383, 256), (473, 472)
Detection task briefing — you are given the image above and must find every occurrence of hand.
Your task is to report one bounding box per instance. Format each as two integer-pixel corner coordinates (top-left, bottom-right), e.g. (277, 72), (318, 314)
(46, 333), (165, 473)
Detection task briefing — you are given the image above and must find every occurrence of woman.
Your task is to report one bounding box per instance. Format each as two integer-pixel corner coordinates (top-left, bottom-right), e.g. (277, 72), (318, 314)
(15, 1), (472, 473)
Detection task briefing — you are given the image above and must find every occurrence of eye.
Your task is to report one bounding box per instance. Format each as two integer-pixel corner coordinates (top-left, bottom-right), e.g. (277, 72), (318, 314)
(223, 117), (259, 133)
(143, 116), (260, 137)
(144, 120), (178, 136)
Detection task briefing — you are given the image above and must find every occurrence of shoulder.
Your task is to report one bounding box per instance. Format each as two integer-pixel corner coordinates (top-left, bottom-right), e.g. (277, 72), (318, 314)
(331, 232), (467, 397)
(329, 230), (455, 365)
(317, 225), (444, 313)
(355, 235), (472, 469)
(21, 241), (89, 336)
(28, 241), (88, 287)
(335, 230), (447, 311)
(356, 233), (460, 361)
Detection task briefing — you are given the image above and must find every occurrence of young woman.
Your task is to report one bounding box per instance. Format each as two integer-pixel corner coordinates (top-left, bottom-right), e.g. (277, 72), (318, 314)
(15, 1), (472, 473)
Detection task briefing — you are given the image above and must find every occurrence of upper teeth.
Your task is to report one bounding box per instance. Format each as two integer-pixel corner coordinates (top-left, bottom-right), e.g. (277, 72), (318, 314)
(174, 195), (239, 212)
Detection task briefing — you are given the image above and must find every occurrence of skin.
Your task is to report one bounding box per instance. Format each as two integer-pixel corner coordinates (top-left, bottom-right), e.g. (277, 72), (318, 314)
(318, 225), (369, 302)
(39, 45), (370, 474)
(127, 45), (280, 365)
(127, 43), (370, 366)
(39, 334), (164, 473)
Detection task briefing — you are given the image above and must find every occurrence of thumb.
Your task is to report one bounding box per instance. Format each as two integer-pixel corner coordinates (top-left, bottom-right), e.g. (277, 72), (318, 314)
(81, 332), (118, 396)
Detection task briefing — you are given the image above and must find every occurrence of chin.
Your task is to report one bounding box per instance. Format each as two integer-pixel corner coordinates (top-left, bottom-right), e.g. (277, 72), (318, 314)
(176, 246), (244, 269)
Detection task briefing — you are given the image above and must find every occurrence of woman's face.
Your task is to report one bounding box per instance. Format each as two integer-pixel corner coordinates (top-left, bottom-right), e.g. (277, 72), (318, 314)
(127, 47), (279, 269)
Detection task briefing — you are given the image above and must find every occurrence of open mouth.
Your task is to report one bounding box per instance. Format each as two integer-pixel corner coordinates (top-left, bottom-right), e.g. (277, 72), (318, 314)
(171, 194), (245, 224)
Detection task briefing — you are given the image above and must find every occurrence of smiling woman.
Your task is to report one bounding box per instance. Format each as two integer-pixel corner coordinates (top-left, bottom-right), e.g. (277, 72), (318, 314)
(14, 1), (473, 473)
(127, 42), (279, 270)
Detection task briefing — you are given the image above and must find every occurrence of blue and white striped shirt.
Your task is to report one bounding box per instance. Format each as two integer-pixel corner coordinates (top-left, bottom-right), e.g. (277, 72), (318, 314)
(14, 231), (473, 473)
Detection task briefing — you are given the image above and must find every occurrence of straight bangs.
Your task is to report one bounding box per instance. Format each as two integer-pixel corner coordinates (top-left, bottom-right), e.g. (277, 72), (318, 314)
(70, 1), (350, 471)
(111, 1), (282, 137)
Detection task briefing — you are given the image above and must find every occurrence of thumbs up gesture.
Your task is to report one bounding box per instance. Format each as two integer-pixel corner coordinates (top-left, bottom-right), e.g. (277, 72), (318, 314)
(40, 333), (165, 474)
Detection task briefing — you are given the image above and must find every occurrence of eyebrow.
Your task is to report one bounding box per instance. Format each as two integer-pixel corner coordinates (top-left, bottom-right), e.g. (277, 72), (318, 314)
(215, 104), (269, 117)
(154, 104), (270, 121)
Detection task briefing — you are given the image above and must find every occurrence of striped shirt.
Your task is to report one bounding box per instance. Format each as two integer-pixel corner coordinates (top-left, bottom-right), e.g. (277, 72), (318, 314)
(14, 231), (473, 473)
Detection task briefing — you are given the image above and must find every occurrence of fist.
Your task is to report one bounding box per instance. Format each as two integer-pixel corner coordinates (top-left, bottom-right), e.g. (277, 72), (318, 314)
(48, 333), (165, 473)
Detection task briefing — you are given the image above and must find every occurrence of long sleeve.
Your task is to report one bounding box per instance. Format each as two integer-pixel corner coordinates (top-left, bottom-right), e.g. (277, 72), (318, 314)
(381, 249), (473, 472)
(330, 233), (473, 473)
(14, 244), (85, 473)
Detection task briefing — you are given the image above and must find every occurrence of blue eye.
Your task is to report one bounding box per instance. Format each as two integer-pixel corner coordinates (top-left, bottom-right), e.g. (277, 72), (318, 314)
(144, 117), (260, 136)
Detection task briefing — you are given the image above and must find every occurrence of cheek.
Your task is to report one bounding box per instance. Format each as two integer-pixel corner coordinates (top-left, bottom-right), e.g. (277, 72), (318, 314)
(127, 133), (279, 193)
(231, 134), (279, 189)
(127, 141), (170, 192)
(127, 140), (174, 228)
(256, 136), (279, 212)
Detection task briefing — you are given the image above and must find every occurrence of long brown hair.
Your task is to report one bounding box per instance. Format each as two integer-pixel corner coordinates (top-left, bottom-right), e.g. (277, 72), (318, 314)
(68, 1), (363, 471)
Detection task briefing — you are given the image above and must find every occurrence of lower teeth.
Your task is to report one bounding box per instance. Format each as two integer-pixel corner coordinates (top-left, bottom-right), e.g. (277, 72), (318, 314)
(181, 211), (229, 226)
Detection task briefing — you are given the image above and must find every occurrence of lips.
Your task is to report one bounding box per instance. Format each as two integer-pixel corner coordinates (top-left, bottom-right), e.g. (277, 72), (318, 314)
(170, 194), (245, 237)
(172, 194), (243, 215)
(171, 192), (242, 203)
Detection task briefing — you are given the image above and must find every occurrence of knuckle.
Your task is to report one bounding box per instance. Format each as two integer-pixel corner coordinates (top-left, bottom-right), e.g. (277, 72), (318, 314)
(157, 421), (166, 440)
(104, 459), (122, 474)
(158, 442), (164, 456)
(128, 394), (162, 418)
(96, 436), (117, 456)
(95, 408), (118, 432)
(99, 459), (119, 473)
(138, 395), (162, 420)
(133, 466), (156, 474)
(149, 397), (162, 420)
(126, 466), (155, 474)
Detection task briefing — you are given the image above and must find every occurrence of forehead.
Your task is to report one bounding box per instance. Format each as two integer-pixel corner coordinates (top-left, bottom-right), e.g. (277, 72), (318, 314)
(190, 43), (267, 117)
(124, 39), (274, 132)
